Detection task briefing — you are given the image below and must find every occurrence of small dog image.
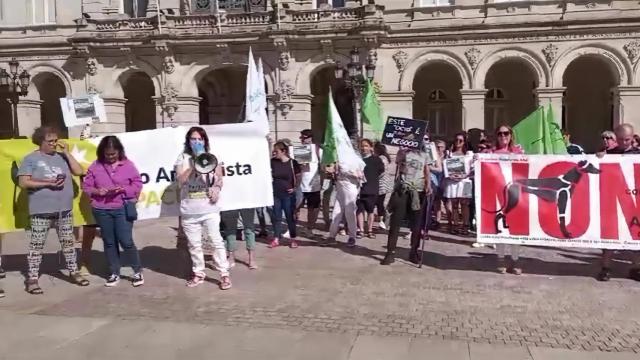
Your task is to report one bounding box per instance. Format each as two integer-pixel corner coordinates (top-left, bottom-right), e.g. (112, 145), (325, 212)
(484, 160), (601, 238)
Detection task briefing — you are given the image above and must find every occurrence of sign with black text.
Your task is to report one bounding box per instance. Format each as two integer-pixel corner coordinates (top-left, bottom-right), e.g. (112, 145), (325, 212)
(381, 116), (428, 149)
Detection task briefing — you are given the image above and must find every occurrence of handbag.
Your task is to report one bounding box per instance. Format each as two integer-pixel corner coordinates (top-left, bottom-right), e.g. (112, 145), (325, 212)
(102, 164), (138, 221)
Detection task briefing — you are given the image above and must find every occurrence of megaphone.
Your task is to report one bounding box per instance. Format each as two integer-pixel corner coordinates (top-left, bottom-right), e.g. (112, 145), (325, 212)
(194, 153), (218, 174)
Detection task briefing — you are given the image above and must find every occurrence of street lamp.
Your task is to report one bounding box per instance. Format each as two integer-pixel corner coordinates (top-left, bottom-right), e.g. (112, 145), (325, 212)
(0, 58), (31, 138)
(333, 46), (376, 138)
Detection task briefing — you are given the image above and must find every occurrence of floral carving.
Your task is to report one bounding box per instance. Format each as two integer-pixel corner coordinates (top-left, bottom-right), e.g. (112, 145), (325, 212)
(275, 80), (295, 102)
(623, 40), (640, 64)
(464, 47), (481, 70)
(541, 44), (558, 66)
(392, 50), (408, 72)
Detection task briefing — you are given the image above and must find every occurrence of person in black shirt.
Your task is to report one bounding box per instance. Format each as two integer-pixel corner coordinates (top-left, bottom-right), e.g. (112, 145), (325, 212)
(268, 141), (301, 249)
(356, 139), (384, 238)
(562, 130), (585, 155)
(597, 123), (640, 282)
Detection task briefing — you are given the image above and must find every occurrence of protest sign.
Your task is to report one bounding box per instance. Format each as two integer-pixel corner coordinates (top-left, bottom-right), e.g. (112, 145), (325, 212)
(59, 95), (107, 128)
(380, 116), (428, 149)
(290, 144), (313, 164)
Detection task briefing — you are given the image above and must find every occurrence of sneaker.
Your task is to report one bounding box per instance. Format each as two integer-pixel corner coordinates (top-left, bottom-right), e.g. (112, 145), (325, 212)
(346, 237), (356, 248)
(0, 267), (5, 279)
(338, 229), (346, 236)
(378, 221), (386, 230)
(380, 252), (395, 265)
(356, 231), (363, 239)
(132, 273), (144, 287)
(186, 274), (205, 288)
(268, 238), (280, 248)
(510, 267), (523, 275)
(497, 259), (507, 274)
(597, 268), (611, 282)
(289, 239), (299, 249)
(105, 274), (120, 287)
(78, 265), (90, 276)
(628, 268), (640, 281)
(471, 242), (485, 248)
(283, 231), (290, 238)
(403, 232), (412, 240)
(220, 276), (232, 290)
(318, 237), (337, 247)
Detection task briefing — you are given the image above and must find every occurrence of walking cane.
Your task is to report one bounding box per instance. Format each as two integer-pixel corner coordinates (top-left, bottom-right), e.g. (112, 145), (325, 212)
(419, 192), (435, 269)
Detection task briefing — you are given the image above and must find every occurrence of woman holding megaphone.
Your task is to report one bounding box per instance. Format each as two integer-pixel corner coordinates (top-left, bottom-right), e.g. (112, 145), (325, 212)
(175, 127), (232, 290)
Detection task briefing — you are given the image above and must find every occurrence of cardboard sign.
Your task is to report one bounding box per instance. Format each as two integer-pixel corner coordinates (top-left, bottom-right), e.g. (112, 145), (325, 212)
(381, 116), (428, 149)
(444, 155), (471, 178)
(290, 144), (314, 164)
(60, 95), (107, 128)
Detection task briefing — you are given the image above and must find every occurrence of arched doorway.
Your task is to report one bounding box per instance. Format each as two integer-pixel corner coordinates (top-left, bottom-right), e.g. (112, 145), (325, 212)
(33, 72), (67, 137)
(484, 59), (538, 132)
(122, 71), (156, 132)
(310, 67), (355, 142)
(197, 67), (246, 125)
(563, 56), (618, 153)
(412, 62), (463, 140)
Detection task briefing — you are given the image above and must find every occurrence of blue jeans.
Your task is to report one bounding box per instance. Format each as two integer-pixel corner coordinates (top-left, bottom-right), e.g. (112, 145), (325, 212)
(93, 207), (142, 275)
(272, 193), (297, 239)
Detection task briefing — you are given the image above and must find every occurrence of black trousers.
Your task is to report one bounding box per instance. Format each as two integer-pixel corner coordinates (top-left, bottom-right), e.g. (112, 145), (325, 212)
(385, 190), (426, 254)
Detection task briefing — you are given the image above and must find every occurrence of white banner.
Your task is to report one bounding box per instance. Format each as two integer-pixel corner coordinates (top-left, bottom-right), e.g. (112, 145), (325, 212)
(475, 153), (640, 250)
(88, 123), (273, 221)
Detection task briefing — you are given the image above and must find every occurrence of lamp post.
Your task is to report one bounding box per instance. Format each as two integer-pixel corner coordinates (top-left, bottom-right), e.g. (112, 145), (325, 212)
(334, 46), (376, 139)
(0, 58), (31, 138)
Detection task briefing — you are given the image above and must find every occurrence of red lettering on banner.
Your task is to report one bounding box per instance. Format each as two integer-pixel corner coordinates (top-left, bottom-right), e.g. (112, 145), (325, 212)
(537, 162), (590, 239)
(480, 162), (530, 235)
(599, 163), (640, 240)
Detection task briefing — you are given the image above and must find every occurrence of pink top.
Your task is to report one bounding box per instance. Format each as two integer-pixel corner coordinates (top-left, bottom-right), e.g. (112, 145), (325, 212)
(492, 144), (524, 154)
(82, 159), (143, 209)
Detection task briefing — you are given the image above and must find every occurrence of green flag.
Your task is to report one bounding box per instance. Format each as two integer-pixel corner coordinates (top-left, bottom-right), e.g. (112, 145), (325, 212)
(513, 105), (568, 155)
(544, 104), (568, 155)
(322, 89), (340, 165)
(361, 79), (384, 134)
(513, 106), (545, 154)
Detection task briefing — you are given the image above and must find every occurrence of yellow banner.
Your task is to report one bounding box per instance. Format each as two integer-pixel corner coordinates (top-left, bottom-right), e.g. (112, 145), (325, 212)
(0, 139), (98, 233)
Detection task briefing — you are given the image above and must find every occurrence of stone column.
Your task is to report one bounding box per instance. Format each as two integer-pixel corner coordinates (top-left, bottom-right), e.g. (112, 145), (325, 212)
(167, 96), (201, 128)
(94, 97), (126, 135)
(16, 99), (42, 138)
(617, 86), (640, 129)
(460, 89), (486, 131)
(276, 94), (311, 142)
(536, 87), (565, 127)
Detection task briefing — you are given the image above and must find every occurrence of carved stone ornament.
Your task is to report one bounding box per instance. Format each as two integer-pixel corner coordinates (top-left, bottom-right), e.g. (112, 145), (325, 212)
(367, 49), (378, 66)
(623, 40), (640, 64)
(585, 2), (597, 8)
(86, 57), (98, 76)
(320, 39), (334, 63)
(87, 84), (100, 95)
(278, 52), (290, 71)
(541, 44), (559, 66)
(163, 56), (176, 74)
(275, 80), (295, 102)
(464, 47), (481, 70)
(217, 43), (232, 64)
(162, 83), (179, 102)
(278, 103), (292, 118)
(392, 50), (408, 72)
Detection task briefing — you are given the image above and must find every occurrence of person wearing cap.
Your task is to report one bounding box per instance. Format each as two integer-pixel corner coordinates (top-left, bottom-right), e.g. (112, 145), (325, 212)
(296, 129), (323, 237)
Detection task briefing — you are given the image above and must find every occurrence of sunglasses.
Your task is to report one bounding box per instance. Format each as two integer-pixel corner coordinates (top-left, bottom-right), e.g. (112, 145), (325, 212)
(497, 131), (511, 137)
(455, 138), (464, 142)
(602, 136), (614, 140)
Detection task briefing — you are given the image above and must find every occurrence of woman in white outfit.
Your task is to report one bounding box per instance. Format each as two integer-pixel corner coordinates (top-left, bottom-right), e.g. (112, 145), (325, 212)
(443, 132), (474, 236)
(175, 127), (231, 290)
(322, 163), (363, 247)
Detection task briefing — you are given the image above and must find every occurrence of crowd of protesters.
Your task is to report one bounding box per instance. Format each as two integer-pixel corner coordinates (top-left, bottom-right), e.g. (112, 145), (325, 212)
(2, 121), (640, 299)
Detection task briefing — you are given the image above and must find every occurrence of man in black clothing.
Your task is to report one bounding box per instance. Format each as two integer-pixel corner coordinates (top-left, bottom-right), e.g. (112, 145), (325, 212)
(597, 123), (640, 282)
(356, 139), (384, 238)
(562, 130), (585, 155)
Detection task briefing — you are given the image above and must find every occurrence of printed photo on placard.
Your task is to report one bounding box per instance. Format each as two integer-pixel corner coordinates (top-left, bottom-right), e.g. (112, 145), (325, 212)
(424, 141), (439, 165)
(60, 94), (107, 128)
(290, 144), (313, 164)
(443, 156), (470, 178)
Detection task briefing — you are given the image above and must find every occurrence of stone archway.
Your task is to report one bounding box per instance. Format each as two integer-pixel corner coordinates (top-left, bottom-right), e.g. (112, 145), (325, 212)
(563, 55), (619, 152)
(197, 66), (248, 124)
(120, 71), (156, 132)
(32, 72), (68, 137)
(483, 58), (538, 131)
(412, 61), (463, 139)
(310, 66), (355, 142)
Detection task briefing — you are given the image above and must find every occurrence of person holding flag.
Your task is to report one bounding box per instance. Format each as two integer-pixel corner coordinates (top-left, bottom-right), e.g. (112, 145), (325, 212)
(319, 90), (365, 247)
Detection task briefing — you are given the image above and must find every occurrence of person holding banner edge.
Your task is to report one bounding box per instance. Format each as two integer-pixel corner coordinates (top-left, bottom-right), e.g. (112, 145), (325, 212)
(82, 136), (144, 287)
(175, 127), (232, 290)
(17, 126), (90, 294)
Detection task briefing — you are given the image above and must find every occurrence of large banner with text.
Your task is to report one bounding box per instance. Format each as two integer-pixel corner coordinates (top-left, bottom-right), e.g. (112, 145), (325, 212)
(0, 123), (273, 233)
(476, 153), (640, 250)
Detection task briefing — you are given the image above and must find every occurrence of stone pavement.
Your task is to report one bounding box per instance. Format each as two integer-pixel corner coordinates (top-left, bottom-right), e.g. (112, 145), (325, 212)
(1, 216), (640, 359)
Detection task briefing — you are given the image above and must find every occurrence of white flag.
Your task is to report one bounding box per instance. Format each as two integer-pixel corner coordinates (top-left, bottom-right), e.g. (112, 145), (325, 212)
(245, 47), (269, 135)
(323, 88), (365, 176)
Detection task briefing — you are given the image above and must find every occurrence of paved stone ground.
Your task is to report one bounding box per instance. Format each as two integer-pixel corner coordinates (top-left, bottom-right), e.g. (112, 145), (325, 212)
(1, 215), (640, 357)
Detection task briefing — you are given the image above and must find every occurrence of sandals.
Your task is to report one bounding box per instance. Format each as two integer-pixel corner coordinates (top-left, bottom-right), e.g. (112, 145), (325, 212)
(71, 272), (90, 287)
(366, 232), (376, 239)
(186, 273), (206, 288)
(26, 279), (43, 295)
(356, 231), (363, 239)
(220, 276), (232, 290)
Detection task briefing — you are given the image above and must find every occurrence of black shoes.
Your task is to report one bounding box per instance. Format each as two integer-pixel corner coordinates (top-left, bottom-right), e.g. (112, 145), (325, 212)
(597, 267), (611, 282)
(629, 268), (640, 282)
(0, 267), (5, 279)
(408, 251), (422, 265)
(380, 252), (395, 265)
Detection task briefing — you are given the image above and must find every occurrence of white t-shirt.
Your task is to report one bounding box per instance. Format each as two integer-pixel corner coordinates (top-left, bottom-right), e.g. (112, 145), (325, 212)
(299, 145), (322, 193)
(175, 153), (220, 216)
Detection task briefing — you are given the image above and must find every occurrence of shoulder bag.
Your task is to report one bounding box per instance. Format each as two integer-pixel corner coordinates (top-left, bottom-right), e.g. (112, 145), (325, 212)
(102, 163), (138, 221)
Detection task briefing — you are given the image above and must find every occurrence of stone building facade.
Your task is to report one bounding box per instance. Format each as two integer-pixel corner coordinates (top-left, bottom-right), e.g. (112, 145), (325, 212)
(1, 0), (640, 152)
